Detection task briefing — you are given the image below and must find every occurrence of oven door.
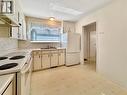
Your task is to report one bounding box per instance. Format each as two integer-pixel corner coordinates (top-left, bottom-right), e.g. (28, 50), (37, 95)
(20, 57), (32, 95)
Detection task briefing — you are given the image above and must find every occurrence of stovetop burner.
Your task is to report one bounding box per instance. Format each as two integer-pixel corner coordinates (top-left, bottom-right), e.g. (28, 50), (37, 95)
(0, 63), (18, 70)
(0, 57), (8, 60)
(9, 55), (25, 60)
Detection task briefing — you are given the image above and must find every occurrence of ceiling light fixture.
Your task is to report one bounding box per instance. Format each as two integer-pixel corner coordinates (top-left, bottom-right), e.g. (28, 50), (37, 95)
(49, 17), (55, 21)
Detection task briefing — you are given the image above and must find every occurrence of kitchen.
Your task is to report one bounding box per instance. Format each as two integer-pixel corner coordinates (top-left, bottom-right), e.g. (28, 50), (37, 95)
(0, 0), (127, 95)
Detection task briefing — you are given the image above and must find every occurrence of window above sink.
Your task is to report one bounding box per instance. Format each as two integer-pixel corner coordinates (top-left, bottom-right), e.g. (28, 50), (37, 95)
(30, 23), (62, 43)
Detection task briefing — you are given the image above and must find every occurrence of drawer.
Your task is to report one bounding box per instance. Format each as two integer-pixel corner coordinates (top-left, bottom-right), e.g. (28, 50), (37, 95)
(59, 49), (65, 53)
(42, 50), (50, 54)
(32, 51), (42, 55)
(51, 50), (58, 54)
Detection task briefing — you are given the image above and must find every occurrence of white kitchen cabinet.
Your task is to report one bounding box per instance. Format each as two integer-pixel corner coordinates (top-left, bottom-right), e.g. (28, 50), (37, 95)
(3, 82), (13, 95)
(11, 27), (18, 39)
(0, 0), (27, 40)
(18, 12), (26, 40)
(33, 51), (42, 71)
(22, 16), (27, 40)
(58, 50), (65, 66)
(50, 52), (58, 67)
(0, 0), (19, 26)
(16, 0), (27, 40)
(3, 75), (16, 95)
(13, 0), (19, 23)
(32, 49), (66, 71)
(42, 53), (50, 69)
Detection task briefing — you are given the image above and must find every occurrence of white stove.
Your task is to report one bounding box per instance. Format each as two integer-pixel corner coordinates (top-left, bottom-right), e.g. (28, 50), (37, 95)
(0, 51), (33, 95)
(0, 52), (30, 75)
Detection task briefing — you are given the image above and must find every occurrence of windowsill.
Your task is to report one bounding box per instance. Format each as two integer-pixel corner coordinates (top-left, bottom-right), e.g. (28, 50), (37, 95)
(30, 41), (61, 43)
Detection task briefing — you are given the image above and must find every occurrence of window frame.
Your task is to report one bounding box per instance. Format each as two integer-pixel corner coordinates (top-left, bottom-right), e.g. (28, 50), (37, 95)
(29, 23), (62, 43)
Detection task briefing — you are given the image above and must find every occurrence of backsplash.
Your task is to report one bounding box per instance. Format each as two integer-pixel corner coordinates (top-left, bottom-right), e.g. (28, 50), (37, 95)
(0, 38), (18, 56)
(18, 40), (61, 49)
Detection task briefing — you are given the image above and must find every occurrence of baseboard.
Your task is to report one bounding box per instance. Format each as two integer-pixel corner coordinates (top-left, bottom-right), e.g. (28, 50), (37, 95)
(66, 63), (80, 67)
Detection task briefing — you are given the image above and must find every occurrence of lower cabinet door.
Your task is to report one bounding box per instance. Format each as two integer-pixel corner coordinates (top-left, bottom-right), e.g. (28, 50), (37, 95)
(59, 53), (65, 66)
(51, 53), (58, 67)
(42, 54), (50, 69)
(3, 82), (13, 95)
(3, 75), (16, 95)
(33, 55), (42, 71)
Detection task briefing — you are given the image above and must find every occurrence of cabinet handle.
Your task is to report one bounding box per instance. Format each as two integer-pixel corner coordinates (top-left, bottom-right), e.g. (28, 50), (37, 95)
(39, 55), (41, 58)
(19, 23), (22, 26)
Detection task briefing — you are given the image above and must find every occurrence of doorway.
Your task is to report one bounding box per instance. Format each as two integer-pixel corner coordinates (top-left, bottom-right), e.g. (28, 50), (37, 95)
(83, 22), (96, 71)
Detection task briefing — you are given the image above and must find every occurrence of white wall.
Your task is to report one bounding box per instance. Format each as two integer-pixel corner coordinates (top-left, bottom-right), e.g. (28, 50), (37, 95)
(0, 38), (18, 56)
(76, 0), (127, 89)
(0, 27), (18, 56)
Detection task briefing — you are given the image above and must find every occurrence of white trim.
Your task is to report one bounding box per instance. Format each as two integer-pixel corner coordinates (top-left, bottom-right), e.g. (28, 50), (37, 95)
(30, 41), (60, 43)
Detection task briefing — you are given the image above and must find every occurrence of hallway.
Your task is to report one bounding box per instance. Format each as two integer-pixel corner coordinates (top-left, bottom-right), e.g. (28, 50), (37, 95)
(31, 65), (127, 95)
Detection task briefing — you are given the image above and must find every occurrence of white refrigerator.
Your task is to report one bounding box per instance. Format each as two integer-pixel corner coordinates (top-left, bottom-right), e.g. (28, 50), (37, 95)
(61, 32), (81, 66)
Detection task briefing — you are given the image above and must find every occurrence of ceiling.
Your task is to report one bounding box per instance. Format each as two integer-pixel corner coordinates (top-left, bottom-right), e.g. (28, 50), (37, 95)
(20, 0), (112, 21)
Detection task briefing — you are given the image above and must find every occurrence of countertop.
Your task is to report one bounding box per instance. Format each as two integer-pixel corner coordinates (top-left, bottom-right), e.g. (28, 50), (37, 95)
(19, 48), (66, 51)
(0, 74), (14, 95)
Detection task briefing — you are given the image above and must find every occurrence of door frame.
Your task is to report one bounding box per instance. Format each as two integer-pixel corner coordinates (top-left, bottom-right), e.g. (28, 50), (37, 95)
(82, 22), (97, 71)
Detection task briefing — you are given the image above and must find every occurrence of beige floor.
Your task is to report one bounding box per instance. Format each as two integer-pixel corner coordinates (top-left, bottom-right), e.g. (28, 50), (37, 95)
(31, 64), (127, 95)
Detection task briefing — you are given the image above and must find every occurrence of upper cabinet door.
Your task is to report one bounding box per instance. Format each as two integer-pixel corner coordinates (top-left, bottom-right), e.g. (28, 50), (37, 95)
(0, 0), (19, 26)
(13, 0), (19, 23)
(11, 27), (18, 39)
(0, 0), (27, 40)
(18, 10), (26, 40)
(22, 16), (27, 40)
